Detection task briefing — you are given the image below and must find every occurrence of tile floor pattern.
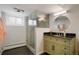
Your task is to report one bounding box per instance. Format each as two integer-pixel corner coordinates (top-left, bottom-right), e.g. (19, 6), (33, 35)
(2, 46), (34, 55)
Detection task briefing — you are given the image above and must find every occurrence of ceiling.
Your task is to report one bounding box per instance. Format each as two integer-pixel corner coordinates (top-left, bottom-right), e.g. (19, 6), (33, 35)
(0, 4), (77, 14)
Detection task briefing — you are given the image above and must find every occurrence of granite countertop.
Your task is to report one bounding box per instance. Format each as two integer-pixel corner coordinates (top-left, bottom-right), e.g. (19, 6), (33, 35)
(44, 32), (76, 39)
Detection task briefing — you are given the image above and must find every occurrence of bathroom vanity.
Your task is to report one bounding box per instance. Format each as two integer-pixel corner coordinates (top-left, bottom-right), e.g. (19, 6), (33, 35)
(43, 32), (78, 55)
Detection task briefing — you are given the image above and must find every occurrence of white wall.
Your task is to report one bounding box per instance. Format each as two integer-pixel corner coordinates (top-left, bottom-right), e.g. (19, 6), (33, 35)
(3, 26), (27, 50)
(0, 5), (29, 50)
(1, 12), (27, 50)
(35, 28), (50, 54)
(49, 6), (79, 51)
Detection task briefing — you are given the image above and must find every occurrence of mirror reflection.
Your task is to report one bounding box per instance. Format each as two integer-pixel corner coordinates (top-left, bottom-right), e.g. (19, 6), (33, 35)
(54, 16), (70, 31)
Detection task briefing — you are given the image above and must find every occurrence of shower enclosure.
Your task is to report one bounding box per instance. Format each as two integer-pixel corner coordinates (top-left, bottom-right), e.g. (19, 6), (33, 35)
(26, 11), (37, 54)
(26, 11), (49, 54)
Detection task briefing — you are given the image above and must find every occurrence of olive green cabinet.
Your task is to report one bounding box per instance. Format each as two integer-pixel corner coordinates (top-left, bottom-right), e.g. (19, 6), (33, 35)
(44, 35), (77, 55)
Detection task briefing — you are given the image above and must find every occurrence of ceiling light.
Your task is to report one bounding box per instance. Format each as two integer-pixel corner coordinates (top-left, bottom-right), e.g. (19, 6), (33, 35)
(14, 8), (24, 12)
(38, 15), (46, 21)
(53, 10), (67, 16)
(38, 17), (45, 21)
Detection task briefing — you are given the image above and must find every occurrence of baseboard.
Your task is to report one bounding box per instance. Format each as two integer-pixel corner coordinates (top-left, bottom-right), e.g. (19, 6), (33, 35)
(26, 44), (44, 55)
(26, 44), (36, 54)
(3, 42), (26, 50)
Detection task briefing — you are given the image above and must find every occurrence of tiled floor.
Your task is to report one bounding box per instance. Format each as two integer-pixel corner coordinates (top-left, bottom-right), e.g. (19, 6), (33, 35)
(2, 46), (34, 55)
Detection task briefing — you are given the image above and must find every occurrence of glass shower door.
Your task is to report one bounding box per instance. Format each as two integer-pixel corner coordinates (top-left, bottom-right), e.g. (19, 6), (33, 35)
(27, 19), (36, 50)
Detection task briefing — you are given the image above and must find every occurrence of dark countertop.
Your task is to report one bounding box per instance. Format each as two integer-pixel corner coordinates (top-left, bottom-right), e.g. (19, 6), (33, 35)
(44, 32), (76, 39)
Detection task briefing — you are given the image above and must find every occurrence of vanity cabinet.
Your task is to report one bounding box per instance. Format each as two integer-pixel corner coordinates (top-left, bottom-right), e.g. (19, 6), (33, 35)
(44, 35), (77, 55)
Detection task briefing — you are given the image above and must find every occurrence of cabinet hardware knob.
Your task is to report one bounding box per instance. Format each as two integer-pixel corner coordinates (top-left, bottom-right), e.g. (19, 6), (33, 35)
(64, 48), (66, 49)
(52, 45), (55, 50)
(64, 41), (66, 42)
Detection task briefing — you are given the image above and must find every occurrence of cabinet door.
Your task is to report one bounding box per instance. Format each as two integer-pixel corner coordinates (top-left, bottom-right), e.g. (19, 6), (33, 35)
(44, 36), (76, 55)
(54, 42), (75, 55)
(44, 36), (51, 52)
(44, 36), (55, 54)
(47, 42), (55, 55)
(54, 43), (64, 55)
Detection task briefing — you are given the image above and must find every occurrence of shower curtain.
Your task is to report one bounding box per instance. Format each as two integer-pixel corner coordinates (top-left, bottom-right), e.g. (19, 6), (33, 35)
(0, 17), (5, 54)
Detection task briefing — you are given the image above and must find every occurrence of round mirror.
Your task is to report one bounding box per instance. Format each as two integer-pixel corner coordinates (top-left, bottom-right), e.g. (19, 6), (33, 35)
(54, 16), (70, 31)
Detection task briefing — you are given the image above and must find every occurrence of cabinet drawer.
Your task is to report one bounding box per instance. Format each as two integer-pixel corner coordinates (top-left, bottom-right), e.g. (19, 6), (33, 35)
(52, 37), (75, 45)
(44, 35), (50, 38)
(64, 50), (74, 55)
